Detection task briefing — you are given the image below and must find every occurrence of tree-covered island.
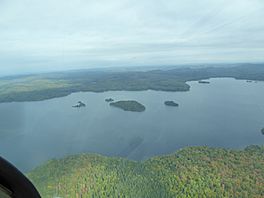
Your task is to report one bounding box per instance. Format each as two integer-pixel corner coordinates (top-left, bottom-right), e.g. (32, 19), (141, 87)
(72, 101), (86, 108)
(105, 98), (114, 102)
(110, 100), (146, 112)
(164, 101), (179, 107)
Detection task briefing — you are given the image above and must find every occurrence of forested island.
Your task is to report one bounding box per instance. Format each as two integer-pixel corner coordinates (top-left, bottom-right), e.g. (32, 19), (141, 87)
(28, 145), (264, 198)
(164, 101), (179, 107)
(110, 100), (146, 112)
(105, 98), (114, 102)
(72, 101), (86, 108)
(1, 64), (264, 103)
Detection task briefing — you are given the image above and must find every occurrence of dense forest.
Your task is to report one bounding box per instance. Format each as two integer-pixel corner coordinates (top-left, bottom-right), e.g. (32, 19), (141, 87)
(1, 63), (264, 103)
(28, 145), (264, 198)
(110, 100), (146, 112)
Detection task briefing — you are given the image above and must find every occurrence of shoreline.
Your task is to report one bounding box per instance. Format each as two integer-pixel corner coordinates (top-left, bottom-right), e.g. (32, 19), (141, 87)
(0, 77), (261, 104)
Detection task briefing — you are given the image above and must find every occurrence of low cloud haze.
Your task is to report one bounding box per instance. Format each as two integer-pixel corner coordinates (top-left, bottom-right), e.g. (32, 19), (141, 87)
(0, 0), (264, 75)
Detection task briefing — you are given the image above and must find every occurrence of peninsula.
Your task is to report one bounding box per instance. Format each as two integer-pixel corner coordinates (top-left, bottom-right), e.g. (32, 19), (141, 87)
(28, 146), (264, 198)
(198, 80), (210, 84)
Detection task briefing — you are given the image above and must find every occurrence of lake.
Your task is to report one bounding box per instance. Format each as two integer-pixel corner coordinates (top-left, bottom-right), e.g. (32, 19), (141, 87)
(0, 78), (264, 172)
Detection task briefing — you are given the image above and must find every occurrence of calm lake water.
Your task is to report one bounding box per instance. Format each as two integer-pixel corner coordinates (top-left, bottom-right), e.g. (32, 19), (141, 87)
(0, 78), (264, 172)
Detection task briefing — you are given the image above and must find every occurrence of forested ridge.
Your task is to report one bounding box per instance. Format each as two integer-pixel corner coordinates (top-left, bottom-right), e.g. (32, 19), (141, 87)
(1, 63), (264, 103)
(28, 146), (264, 198)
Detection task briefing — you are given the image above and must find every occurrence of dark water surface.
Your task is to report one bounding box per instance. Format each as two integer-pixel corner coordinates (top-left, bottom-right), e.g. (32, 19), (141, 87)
(0, 78), (263, 172)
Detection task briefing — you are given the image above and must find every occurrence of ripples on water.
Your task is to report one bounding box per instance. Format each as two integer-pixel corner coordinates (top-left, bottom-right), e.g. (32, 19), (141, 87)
(0, 78), (263, 171)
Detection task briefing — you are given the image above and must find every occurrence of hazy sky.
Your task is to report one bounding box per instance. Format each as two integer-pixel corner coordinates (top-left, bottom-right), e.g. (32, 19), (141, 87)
(0, 0), (264, 75)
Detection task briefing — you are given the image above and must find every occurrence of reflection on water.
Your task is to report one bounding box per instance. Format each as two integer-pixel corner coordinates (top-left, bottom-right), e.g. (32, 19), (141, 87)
(0, 78), (264, 172)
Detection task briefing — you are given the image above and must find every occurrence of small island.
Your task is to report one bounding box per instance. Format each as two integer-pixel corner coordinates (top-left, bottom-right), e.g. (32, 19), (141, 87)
(110, 100), (146, 112)
(198, 80), (210, 84)
(261, 128), (264, 135)
(72, 101), (86, 108)
(164, 101), (179, 107)
(105, 98), (114, 102)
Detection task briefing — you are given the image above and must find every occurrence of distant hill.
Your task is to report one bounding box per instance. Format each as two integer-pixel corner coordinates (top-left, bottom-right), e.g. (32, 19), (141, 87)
(28, 145), (264, 198)
(1, 63), (264, 103)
